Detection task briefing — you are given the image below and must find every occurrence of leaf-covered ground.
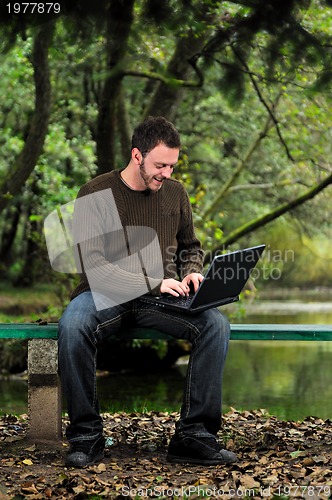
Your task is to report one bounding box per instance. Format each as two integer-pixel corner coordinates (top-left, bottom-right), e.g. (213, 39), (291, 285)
(0, 409), (331, 499)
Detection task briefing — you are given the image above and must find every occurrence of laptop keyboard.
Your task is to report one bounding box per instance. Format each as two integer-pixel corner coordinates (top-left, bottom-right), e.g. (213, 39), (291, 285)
(158, 294), (194, 307)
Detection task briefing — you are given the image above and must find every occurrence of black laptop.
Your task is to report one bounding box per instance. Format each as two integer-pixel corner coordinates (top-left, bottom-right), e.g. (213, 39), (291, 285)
(140, 244), (266, 314)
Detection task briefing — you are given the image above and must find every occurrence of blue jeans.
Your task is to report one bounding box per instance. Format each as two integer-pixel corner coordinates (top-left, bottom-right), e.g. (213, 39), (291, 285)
(58, 291), (230, 443)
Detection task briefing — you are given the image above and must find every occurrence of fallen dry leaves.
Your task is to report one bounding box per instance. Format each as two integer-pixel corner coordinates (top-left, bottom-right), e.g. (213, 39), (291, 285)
(0, 409), (331, 499)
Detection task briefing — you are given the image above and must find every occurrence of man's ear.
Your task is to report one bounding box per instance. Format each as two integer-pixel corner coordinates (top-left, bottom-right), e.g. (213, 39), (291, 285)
(132, 148), (142, 165)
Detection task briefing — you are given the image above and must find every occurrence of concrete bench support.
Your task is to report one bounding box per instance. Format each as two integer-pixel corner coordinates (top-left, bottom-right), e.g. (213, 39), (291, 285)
(27, 339), (62, 442)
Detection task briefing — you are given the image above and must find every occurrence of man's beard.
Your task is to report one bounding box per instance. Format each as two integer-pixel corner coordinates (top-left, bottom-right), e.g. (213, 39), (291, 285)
(139, 159), (163, 193)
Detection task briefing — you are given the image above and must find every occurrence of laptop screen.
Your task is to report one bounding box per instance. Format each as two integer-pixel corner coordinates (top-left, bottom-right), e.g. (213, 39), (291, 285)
(191, 245), (265, 308)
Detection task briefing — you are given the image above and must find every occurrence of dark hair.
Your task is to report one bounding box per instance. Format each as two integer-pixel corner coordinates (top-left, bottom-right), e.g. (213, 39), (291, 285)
(131, 116), (181, 153)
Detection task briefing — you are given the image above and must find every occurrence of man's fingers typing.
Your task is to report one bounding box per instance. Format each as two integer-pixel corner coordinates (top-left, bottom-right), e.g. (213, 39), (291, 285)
(160, 279), (189, 296)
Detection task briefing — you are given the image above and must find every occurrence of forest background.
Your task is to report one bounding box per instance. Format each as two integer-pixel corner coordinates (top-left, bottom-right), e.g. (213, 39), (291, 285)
(0, 0), (332, 327)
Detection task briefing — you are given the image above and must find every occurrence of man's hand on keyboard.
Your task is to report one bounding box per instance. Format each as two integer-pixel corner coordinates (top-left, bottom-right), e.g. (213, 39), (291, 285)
(182, 273), (204, 293)
(160, 278), (190, 297)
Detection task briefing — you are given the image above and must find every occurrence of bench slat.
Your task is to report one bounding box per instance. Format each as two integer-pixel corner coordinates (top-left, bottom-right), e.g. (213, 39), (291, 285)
(1, 323), (332, 341)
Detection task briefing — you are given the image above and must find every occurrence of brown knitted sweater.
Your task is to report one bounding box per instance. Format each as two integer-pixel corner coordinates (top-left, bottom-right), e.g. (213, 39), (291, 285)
(70, 169), (204, 300)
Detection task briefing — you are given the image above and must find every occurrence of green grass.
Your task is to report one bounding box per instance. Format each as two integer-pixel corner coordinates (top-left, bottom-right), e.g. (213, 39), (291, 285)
(0, 313), (34, 323)
(0, 282), (59, 302)
(0, 282), (64, 322)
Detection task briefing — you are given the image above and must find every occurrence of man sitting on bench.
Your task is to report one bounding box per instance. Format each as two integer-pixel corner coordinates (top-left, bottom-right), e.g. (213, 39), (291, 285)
(58, 116), (237, 468)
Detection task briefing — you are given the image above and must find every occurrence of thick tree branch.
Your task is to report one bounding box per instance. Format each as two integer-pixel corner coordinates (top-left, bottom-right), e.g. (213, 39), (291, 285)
(123, 65), (204, 88)
(228, 178), (298, 192)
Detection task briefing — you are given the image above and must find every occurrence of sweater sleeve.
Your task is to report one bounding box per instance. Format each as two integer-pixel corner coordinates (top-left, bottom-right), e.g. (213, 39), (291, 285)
(176, 189), (204, 279)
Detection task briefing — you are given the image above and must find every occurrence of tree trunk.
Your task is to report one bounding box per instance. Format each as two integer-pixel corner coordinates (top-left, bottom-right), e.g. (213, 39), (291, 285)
(0, 22), (54, 214)
(145, 11), (217, 121)
(95, 0), (135, 175)
(0, 202), (20, 276)
(116, 87), (132, 164)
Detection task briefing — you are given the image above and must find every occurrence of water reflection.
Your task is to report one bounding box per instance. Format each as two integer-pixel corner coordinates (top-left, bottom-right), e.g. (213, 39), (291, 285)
(3, 342), (331, 422)
(97, 370), (185, 413)
(78, 341), (332, 421)
(99, 341), (332, 420)
(222, 340), (332, 420)
(239, 301), (332, 325)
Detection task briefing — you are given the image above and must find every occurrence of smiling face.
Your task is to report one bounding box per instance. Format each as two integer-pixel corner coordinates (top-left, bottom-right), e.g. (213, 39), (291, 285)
(134, 143), (179, 192)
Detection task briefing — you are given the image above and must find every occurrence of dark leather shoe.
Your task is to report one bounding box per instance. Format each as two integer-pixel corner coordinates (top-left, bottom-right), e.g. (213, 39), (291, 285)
(167, 434), (237, 465)
(65, 436), (105, 468)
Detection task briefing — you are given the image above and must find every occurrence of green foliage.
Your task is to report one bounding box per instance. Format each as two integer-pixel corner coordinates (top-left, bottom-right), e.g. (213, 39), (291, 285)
(1, 0), (332, 289)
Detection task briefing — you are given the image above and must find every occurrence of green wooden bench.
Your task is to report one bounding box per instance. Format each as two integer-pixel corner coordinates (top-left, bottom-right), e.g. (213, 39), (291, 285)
(1, 322), (332, 443)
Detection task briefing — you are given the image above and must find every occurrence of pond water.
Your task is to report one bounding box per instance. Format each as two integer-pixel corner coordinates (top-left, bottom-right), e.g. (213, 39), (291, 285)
(239, 300), (332, 325)
(1, 290), (332, 421)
